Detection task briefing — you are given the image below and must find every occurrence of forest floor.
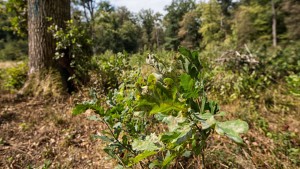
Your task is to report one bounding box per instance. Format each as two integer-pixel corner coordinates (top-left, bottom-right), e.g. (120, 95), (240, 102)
(0, 91), (299, 169)
(0, 62), (299, 168)
(0, 93), (115, 169)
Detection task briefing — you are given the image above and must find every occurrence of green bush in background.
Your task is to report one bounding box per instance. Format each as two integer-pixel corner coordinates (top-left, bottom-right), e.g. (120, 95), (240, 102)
(0, 61), (28, 92)
(0, 39), (28, 61)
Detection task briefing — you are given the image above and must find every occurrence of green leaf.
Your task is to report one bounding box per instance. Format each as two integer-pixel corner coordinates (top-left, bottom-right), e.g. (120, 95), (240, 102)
(130, 151), (157, 165)
(162, 153), (177, 167)
(180, 74), (194, 91)
(150, 100), (186, 115)
(72, 103), (103, 115)
(160, 114), (186, 131)
(179, 47), (193, 61)
(132, 133), (161, 151)
(198, 113), (214, 120)
(201, 115), (217, 130)
(175, 126), (193, 144)
(180, 74), (199, 98)
(215, 120), (249, 144)
(217, 120), (249, 134)
(160, 132), (180, 143)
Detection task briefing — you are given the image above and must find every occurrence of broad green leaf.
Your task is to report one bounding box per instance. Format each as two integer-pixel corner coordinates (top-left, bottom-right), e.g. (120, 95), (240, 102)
(201, 115), (216, 130)
(160, 132), (181, 143)
(150, 100), (186, 115)
(179, 47), (193, 61)
(130, 151), (157, 165)
(132, 133), (161, 151)
(175, 126), (193, 144)
(180, 74), (194, 91)
(161, 114), (186, 131)
(180, 74), (199, 98)
(215, 120), (249, 144)
(217, 120), (249, 134)
(198, 113), (214, 120)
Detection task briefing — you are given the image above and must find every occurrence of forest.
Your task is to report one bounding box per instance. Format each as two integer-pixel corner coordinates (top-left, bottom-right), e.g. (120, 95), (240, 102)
(0, 0), (299, 168)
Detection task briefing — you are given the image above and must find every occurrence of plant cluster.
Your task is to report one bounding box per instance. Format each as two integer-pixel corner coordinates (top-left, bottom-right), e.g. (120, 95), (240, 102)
(0, 61), (27, 91)
(73, 48), (248, 168)
(48, 19), (93, 85)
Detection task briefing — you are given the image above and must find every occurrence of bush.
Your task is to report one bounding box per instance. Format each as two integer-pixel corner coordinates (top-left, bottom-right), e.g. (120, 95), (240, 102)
(73, 48), (248, 168)
(0, 61), (28, 91)
(91, 51), (131, 93)
(286, 74), (300, 97)
(48, 19), (93, 86)
(0, 39), (28, 61)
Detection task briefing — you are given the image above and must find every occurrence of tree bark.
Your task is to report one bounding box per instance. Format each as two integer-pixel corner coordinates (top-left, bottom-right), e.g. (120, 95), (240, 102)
(22, 0), (71, 97)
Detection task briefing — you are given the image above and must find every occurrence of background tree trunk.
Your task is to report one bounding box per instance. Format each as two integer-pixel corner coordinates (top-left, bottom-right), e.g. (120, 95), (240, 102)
(22, 0), (72, 97)
(271, 0), (277, 47)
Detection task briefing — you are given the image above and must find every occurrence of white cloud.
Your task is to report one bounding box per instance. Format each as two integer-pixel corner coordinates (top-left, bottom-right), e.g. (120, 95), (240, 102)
(109, 0), (173, 14)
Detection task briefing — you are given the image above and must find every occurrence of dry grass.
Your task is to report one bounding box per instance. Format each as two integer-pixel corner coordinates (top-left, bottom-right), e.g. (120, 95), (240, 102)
(0, 61), (23, 70)
(0, 95), (116, 168)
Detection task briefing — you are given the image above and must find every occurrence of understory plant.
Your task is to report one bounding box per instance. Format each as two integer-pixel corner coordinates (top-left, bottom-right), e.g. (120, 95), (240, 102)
(73, 47), (249, 168)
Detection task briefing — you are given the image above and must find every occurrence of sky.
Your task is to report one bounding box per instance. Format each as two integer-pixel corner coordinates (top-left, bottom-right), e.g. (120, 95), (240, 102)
(109, 0), (173, 15)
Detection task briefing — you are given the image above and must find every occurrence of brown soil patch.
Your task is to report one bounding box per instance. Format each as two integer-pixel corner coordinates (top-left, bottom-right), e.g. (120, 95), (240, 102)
(0, 95), (115, 168)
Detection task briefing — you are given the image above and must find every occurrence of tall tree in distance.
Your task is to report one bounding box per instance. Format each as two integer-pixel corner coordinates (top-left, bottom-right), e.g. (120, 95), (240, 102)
(22, 0), (72, 96)
(271, 0), (277, 47)
(198, 0), (225, 49)
(164, 0), (196, 50)
(138, 9), (162, 50)
(281, 0), (300, 41)
(178, 10), (201, 49)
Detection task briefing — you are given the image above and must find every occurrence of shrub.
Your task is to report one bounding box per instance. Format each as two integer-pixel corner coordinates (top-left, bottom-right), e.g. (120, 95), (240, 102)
(73, 47), (248, 168)
(48, 19), (93, 86)
(286, 74), (300, 97)
(0, 40), (28, 61)
(0, 61), (28, 91)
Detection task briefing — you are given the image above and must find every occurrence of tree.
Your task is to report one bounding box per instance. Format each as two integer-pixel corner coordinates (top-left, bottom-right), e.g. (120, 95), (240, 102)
(164, 0), (196, 50)
(178, 10), (201, 49)
(2, 0), (27, 37)
(233, 1), (271, 46)
(22, 0), (72, 96)
(72, 0), (99, 54)
(198, 0), (226, 49)
(138, 9), (162, 50)
(281, 0), (300, 40)
(271, 0), (277, 47)
(94, 6), (140, 53)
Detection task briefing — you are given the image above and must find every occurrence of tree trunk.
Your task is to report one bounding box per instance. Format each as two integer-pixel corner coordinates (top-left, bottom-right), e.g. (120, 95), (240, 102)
(271, 0), (277, 47)
(22, 0), (71, 97)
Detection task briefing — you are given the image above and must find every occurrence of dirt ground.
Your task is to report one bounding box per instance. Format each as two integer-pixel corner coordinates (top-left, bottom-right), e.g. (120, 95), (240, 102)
(0, 92), (299, 169)
(0, 94), (115, 169)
